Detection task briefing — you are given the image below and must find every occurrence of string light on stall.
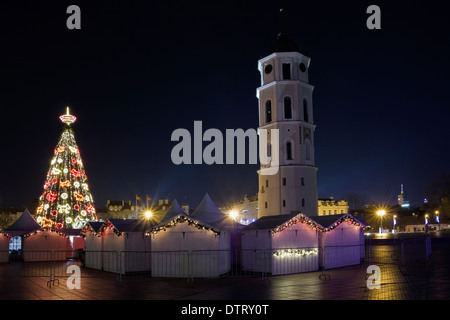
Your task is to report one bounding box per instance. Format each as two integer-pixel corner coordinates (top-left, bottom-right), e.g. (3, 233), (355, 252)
(273, 248), (318, 258)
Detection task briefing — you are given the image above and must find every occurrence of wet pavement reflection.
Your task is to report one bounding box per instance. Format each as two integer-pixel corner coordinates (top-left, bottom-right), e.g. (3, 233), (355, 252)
(0, 232), (449, 300)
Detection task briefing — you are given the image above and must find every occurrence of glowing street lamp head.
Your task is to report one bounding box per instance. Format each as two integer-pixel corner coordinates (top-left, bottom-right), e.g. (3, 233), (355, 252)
(377, 210), (386, 217)
(59, 106), (77, 125)
(229, 210), (238, 220)
(144, 210), (153, 220)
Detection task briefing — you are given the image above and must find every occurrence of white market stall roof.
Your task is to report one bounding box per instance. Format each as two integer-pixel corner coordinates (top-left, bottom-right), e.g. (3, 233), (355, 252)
(80, 221), (104, 237)
(4, 208), (80, 238)
(148, 196), (240, 236)
(157, 199), (186, 224)
(242, 213), (369, 234)
(91, 218), (154, 237)
(4, 208), (42, 236)
(308, 214), (369, 231)
(190, 193), (225, 224)
(149, 198), (221, 236)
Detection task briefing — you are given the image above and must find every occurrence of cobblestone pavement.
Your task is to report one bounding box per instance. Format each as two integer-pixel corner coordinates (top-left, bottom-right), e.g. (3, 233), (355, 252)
(0, 238), (448, 300)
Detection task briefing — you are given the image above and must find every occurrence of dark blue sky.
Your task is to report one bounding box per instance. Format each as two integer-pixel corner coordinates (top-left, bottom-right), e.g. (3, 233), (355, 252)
(0, 0), (448, 209)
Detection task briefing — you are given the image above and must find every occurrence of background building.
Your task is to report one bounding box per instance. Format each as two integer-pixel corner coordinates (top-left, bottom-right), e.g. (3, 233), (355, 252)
(97, 199), (178, 222)
(318, 197), (349, 216)
(0, 208), (24, 230)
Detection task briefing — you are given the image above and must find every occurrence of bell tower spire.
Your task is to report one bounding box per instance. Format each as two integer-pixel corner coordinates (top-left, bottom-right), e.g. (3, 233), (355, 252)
(279, 8), (287, 36)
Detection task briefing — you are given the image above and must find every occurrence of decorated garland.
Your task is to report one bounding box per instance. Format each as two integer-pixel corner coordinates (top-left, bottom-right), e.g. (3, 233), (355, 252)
(150, 215), (220, 236)
(323, 215), (367, 232)
(1, 232), (12, 239)
(271, 214), (322, 234)
(97, 220), (122, 237)
(80, 223), (101, 238)
(273, 248), (318, 258)
(23, 227), (69, 239)
(271, 214), (367, 235)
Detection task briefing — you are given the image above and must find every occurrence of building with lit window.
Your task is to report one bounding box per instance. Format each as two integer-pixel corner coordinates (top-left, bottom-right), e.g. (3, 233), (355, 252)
(318, 197), (349, 216)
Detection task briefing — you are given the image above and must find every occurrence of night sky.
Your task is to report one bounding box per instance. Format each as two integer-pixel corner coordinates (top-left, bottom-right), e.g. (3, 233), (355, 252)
(0, 1), (449, 210)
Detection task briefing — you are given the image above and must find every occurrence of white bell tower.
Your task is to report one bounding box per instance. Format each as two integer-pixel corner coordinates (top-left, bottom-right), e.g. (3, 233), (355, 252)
(257, 9), (318, 218)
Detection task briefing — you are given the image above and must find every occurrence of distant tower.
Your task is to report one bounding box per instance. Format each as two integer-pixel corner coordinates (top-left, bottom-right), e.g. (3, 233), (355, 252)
(398, 184), (410, 208)
(257, 9), (318, 218)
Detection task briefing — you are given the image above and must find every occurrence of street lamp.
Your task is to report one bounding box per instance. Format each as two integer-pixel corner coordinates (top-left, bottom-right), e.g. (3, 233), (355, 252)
(377, 210), (386, 233)
(393, 215), (397, 232)
(144, 210), (153, 220)
(229, 209), (238, 220)
(435, 211), (440, 230)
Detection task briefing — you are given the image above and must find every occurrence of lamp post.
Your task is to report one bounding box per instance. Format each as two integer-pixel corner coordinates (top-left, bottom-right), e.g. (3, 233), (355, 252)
(377, 210), (386, 234)
(425, 214), (429, 234)
(393, 215), (397, 233)
(435, 211), (440, 231)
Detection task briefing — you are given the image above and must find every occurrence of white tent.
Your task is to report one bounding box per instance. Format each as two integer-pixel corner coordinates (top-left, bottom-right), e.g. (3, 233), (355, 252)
(84, 219), (152, 274)
(241, 213), (369, 275)
(4, 209), (71, 261)
(149, 196), (234, 278)
(81, 221), (104, 270)
(0, 232), (10, 263)
(313, 214), (368, 269)
(241, 213), (320, 275)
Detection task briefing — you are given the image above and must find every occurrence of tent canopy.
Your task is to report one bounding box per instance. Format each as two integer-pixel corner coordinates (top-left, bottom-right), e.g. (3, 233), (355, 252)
(107, 218), (154, 233)
(157, 199), (186, 225)
(148, 195), (241, 233)
(4, 208), (42, 237)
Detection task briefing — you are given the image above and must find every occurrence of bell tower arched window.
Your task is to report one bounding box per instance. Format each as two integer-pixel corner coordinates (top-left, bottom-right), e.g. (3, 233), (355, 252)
(284, 97), (292, 119)
(286, 142), (293, 160)
(305, 139), (311, 161)
(303, 99), (309, 123)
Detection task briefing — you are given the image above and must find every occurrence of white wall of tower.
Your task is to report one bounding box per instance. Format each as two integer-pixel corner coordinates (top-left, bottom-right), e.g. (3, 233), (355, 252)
(257, 52), (318, 218)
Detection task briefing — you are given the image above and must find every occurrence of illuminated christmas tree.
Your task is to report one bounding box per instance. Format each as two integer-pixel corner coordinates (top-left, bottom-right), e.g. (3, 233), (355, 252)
(35, 107), (97, 229)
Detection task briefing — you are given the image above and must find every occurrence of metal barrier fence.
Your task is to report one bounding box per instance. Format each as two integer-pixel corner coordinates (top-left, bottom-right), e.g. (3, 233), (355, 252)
(0, 250), (54, 286)
(52, 250), (120, 285)
(0, 238), (437, 296)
